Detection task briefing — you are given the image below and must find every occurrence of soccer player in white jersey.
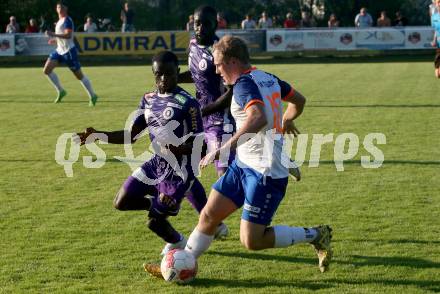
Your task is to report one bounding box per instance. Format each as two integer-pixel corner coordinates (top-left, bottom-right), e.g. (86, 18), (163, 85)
(43, 2), (98, 106)
(184, 35), (333, 273)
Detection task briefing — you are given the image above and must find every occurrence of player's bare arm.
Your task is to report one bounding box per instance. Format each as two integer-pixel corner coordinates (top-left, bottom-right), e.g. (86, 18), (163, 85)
(200, 103), (266, 167)
(282, 89), (306, 136)
(46, 29), (72, 39)
(167, 135), (198, 156)
(201, 86), (233, 117)
(177, 71), (193, 83)
(76, 124), (145, 145)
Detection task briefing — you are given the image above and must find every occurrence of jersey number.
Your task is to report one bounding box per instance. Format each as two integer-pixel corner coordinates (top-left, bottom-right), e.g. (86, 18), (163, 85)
(265, 92), (283, 134)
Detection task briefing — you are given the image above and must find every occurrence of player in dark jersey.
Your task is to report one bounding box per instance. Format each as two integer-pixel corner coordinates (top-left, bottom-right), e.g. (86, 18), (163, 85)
(176, 6), (234, 242)
(178, 5), (235, 177)
(76, 51), (209, 258)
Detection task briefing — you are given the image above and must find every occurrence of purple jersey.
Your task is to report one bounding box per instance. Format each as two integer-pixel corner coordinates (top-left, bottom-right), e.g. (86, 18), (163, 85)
(132, 86), (203, 177)
(188, 37), (234, 130)
(134, 86), (203, 144)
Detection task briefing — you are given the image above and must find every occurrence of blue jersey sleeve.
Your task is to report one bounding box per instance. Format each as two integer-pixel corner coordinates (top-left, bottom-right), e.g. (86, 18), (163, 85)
(272, 74), (294, 101)
(233, 76), (264, 110)
(64, 17), (74, 31)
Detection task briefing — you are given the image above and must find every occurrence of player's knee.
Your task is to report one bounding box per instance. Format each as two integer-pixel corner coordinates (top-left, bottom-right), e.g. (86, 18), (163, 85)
(43, 67), (51, 75)
(113, 190), (126, 210)
(436, 69), (440, 79)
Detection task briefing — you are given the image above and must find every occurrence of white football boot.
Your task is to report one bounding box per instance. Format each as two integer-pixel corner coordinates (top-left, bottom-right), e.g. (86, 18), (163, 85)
(160, 235), (187, 256)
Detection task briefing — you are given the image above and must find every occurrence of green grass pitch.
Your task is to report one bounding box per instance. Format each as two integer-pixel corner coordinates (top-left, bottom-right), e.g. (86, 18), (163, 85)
(0, 59), (439, 293)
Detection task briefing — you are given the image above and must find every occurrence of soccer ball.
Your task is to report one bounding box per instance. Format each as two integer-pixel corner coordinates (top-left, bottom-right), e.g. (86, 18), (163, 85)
(160, 249), (197, 283)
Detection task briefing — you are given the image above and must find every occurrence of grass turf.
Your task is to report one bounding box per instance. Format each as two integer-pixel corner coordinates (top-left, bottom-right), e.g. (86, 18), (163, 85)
(0, 60), (439, 293)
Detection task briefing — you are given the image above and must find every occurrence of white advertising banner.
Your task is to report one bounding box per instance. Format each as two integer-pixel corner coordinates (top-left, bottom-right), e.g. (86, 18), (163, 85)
(355, 29), (406, 49)
(404, 28), (434, 49)
(0, 34), (15, 56)
(267, 27), (435, 52)
(15, 34), (54, 56)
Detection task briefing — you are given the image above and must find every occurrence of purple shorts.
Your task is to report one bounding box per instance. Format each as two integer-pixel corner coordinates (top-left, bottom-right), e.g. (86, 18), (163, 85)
(123, 156), (195, 217)
(204, 124), (235, 173)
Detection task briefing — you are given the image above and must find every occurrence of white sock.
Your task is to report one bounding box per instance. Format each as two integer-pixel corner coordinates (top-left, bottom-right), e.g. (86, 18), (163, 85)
(80, 76), (95, 98)
(47, 72), (63, 93)
(184, 228), (214, 259)
(273, 226), (318, 248)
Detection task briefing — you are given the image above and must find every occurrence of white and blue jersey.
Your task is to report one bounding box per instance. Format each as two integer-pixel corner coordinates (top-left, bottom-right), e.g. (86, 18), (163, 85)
(231, 68), (294, 179)
(212, 68), (296, 225)
(55, 16), (75, 54)
(49, 16), (80, 71)
(432, 11), (440, 47)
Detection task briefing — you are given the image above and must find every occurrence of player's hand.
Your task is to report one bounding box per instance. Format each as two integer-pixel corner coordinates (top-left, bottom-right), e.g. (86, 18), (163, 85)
(432, 41), (438, 48)
(158, 193), (177, 209)
(45, 30), (54, 37)
(282, 120), (300, 136)
(47, 38), (56, 45)
(75, 127), (97, 145)
(199, 149), (220, 169)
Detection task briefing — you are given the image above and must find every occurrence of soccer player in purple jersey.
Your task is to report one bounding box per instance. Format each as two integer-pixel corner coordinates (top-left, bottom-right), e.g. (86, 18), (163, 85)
(44, 2), (98, 106)
(76, 51), (216, 264)
(178, 5), (235, 177)
(176, 6), (233, 243)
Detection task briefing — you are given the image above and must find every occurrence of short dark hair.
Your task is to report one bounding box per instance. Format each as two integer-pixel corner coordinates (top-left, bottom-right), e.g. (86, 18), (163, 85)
(57, 1), (68, 7)
(194, 5), (217, 19)
(213, 35), (249, 64)
(152, 50), (179, 67)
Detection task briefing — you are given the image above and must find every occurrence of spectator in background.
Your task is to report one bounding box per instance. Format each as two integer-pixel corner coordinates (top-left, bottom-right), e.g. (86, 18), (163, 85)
(258, 11), (273, 29)
(6, 16), (20, 33)
(84, 16), (98, 32)
(377, 11), (391, 27)
(241, 14), (256, 29)
(25, 18), (39, 33)
(300, 11), (315, 28)
(354, 7), (373, 28)
(217, 13), (227, 29)
(39, 15), (49, 33)
(284, 12), (297, 28)
(327, 13), (339, 28)
(393, 11), (408, 26)
(272, 15), (281, 28)
(100, 18), (115, 32)
(121, 2), (135, 32)
(186, 14), (194, 31)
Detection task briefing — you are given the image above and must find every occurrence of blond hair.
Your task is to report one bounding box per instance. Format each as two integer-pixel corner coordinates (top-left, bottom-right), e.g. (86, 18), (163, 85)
(213, 35), (249, 64)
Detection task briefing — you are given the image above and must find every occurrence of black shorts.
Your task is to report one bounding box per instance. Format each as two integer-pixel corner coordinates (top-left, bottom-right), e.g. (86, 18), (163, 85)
(435, 49), (440, 69)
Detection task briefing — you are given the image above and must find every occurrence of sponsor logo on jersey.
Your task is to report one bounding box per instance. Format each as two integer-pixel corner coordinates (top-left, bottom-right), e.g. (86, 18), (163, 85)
(189, 107), (199, 131)
(174, 94), (187, 104)
(167, 102), (183, 109)
(244, 203), (261, 213)
(257, 80), (275, 88)
(198, 59), (207, 71)
(163, 107), (174, 119)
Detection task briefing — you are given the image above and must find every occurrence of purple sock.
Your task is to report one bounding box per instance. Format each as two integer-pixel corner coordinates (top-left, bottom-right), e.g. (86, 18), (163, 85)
(185, 179), (207, 213)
